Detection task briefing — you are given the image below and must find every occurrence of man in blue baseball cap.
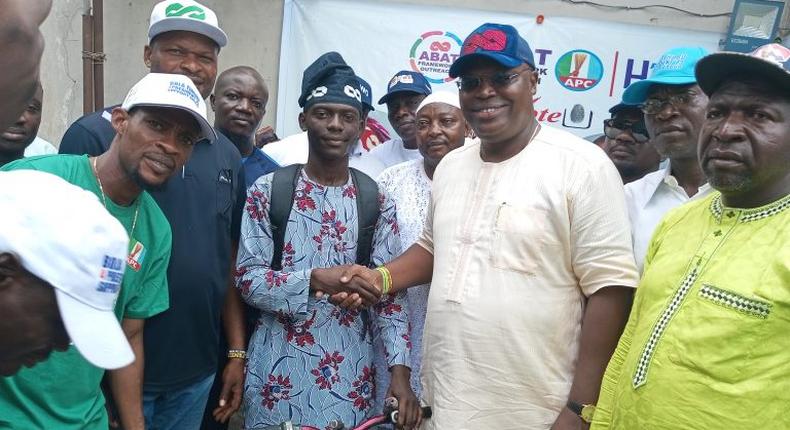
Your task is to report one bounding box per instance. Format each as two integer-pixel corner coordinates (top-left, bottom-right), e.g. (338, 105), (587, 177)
(620, 47), (713, 273)
(336, 22), (638, 429)
(367, 70), (432, 170)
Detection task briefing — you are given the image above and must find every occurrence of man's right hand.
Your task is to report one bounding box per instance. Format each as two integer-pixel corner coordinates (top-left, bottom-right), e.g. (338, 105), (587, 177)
(310, 265), (381, 307)
(320, 265), (383, 309)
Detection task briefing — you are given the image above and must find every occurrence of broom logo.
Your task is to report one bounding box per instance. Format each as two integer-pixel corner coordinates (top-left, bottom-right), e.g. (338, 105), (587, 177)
(555, 49), (604, 92)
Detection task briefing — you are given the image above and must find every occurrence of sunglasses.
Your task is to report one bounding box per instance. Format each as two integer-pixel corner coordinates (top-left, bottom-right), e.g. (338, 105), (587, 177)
(603, 118), (650, 143)
(456, 72), (521, 92)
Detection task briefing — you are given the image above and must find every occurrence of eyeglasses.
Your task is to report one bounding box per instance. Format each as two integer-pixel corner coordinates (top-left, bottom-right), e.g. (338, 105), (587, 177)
(641, 93), (693, 115)
(456, 72), (521, 92)
(603, 118), (650, 143)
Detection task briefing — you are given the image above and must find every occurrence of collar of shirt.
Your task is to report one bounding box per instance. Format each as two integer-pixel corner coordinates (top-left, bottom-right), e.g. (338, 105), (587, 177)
(349, 140), (363, 157)
(635, 161), (711, 209)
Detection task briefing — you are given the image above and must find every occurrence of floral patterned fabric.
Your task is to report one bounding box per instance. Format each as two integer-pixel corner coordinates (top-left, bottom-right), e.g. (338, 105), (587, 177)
(373, 160), (432, 410)
(237, 169), (410, 429)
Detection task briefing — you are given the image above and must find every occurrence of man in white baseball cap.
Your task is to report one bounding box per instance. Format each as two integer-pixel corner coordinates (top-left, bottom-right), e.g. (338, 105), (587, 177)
(60, 2), (250, 428)
(61, 1), (251, 426)
(0, 170), (132, 376)
(0, 73), (205, 430)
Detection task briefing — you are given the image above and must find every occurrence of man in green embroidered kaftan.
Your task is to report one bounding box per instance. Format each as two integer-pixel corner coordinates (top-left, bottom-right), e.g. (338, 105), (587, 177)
(592, 43), (790, 429)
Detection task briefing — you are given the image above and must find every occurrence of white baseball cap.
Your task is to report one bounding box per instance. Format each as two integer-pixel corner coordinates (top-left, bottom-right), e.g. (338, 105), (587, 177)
(0, 170), (133, 369)
(148, 0), (227, 48)
(122, 73), (217, 143)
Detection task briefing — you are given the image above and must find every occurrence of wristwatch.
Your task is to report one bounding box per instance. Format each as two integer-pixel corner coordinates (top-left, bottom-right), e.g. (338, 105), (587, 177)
(566, 400), (596, 423)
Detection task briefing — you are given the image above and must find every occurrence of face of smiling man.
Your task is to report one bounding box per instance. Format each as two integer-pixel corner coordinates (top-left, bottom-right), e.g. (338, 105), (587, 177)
(458, 58), (538, 152)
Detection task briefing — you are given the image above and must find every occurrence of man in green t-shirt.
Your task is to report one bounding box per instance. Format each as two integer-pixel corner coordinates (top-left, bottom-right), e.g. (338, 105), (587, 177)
(0, 73), (216, 430)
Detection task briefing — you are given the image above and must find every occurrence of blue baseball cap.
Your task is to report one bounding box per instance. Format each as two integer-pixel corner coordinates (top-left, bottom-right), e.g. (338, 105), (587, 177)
(622, 46), (709, 104)
(696, 43), (790, 96)
(449, 23), (535, 78)
(377, 71), (432, 105)
(357, 76), (374, 112)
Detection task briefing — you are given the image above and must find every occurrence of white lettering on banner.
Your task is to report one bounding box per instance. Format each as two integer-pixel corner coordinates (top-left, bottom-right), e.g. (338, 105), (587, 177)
(277, 0), (720, 138)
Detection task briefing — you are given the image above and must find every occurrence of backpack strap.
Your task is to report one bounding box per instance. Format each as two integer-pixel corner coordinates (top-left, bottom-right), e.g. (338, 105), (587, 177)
(269, 164), (302, 270)
(349, 167), (380, 268)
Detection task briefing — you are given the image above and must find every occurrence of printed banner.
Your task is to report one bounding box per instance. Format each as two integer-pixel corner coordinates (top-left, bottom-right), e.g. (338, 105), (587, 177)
(277, 0), (720, 138)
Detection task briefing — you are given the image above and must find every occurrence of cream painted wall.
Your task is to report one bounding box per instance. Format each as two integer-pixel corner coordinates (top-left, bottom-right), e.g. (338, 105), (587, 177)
(38, 0), (738, 146)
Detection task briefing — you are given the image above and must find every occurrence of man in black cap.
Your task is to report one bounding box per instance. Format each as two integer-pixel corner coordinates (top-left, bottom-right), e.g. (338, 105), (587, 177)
(367, 70), (432, 170)
(235, 52), (420, 430)
(338, 23), (638, 429)
(600, 102), (660, 184)
(591, 42), (790, 429)
(262, 76), (388, 177)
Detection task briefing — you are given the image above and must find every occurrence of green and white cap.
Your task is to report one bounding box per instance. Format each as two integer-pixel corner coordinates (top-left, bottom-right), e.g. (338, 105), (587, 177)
(148, 0), (227, 48)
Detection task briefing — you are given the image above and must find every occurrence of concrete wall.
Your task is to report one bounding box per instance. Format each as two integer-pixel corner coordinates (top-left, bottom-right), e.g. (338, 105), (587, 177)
(38, 0), (740, 146)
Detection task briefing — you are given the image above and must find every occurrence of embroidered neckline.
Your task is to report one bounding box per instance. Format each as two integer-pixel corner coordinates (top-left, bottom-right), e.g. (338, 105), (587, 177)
(709, 193), (790, 223)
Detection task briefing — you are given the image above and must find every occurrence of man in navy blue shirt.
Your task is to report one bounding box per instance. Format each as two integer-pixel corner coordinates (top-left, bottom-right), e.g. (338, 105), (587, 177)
(58, 1), (248, 428)
(211, 66), (279, 187)
(203, 65), (279, 429)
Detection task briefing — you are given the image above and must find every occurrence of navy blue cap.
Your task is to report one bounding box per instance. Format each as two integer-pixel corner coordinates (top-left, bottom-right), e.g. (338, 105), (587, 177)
(377, 71), (432, 105)
(449, 23), (535, 78)
(357, 76), (374, 112)
(608, 102), (641, 116)
(696, 43), (790, 96)
(298, 52), (363, 112)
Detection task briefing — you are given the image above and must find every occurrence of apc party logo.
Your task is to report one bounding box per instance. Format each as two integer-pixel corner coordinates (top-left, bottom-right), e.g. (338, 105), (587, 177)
(555, 49), (604, 92)
(409, 30), (463, 84)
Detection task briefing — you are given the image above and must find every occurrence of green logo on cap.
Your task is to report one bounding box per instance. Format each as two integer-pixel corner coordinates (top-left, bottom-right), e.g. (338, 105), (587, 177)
(165, 3), (206, 20)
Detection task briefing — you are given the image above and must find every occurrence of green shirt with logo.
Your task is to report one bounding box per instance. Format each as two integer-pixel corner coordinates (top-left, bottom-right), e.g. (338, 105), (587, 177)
(0, 155), (171, 429)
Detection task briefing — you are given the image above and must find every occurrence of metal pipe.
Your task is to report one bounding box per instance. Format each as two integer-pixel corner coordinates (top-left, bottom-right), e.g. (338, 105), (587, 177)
(82, 11), (94, 114)
(93, 0), (104, 110)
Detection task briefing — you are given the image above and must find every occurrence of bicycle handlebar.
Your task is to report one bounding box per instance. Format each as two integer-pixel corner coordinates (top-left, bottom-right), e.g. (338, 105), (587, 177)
(257, 403), (432, 430)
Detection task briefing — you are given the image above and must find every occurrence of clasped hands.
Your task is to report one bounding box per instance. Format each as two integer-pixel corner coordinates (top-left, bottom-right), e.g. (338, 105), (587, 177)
(310, 264), (383, 309)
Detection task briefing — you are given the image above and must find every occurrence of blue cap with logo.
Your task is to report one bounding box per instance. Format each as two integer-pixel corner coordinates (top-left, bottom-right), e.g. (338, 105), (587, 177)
(695, 43), (790, 96)
(377, 71), (432, 105)
(449, 23), (535, 78)
(357, 76), (374, 112)
(622, 46), (709, 104)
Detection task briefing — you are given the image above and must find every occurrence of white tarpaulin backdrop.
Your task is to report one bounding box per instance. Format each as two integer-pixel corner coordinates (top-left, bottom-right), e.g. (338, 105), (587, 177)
(277, 0), (721, 138)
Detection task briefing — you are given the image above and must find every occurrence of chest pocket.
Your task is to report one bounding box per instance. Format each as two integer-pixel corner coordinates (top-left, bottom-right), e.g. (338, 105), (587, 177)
(667, 283), (771, 384)
(490, 205), (549, 275)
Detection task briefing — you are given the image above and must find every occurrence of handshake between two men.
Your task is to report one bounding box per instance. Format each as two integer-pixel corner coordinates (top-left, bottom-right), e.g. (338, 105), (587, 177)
(310, 264), (388, 309)
(309, 243), (436, 307)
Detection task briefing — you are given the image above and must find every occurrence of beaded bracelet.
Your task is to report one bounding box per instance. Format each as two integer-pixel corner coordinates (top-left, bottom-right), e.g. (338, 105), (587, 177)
(375, 266), (392, 296)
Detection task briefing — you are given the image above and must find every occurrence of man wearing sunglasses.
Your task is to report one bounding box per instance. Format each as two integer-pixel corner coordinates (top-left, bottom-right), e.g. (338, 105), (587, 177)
(336, 23), (638, 429)
(601, 103), (660, 184)
(620, 47), (713, 272)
